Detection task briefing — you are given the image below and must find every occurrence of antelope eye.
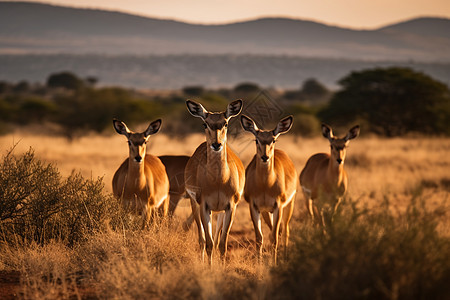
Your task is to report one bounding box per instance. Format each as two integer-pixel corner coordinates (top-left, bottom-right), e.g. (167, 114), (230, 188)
(202, 123), (207, 129)
(255, 139), (259, 145)
(224, 123), (228, 128)
(127, 141), (131, 146)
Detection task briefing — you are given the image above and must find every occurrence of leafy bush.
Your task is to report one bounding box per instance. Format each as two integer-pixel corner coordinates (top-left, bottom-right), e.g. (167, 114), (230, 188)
(270, 198), (450, 299)
(0, 147), (125, 245)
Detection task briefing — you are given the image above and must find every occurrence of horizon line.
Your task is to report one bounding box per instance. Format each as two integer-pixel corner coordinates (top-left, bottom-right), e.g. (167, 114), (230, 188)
(4, 0), (450, 30)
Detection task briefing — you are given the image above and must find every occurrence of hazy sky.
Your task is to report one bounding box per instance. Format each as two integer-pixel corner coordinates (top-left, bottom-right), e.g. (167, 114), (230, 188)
(9, 0), (450, 28)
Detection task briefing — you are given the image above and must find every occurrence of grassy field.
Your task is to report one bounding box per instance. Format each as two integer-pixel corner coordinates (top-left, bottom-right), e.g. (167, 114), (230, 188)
(2, 129), (448, 210)
(0, 129), (449, 299)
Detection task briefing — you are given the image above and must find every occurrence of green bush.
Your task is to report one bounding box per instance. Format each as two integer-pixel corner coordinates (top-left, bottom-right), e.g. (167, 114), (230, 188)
(0, 147), (125, 246)
(270, 198), (450, 299)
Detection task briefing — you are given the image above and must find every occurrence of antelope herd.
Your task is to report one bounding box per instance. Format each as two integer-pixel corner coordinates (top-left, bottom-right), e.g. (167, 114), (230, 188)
(113, 99), (359, 264)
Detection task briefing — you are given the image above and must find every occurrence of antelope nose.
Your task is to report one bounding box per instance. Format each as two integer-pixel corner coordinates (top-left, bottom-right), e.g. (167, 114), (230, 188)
(211, 142), (222, 151)
(336, 158), (342, 164)
(134, 156), (143, 163)
(261, 155), (269, 162)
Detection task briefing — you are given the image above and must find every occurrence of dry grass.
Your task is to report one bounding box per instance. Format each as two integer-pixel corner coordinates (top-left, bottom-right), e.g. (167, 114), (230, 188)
(0, 130), (448, 234)
(1, 131), (448, 213)
(0, 131), (449, 299)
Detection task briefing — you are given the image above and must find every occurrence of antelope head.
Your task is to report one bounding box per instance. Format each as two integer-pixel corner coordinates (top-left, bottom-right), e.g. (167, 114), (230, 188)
(113, 119), (162, 164)
(241, 115), (293, 164)
(186, 99), (243, 152)
(322, 123), (360, 165)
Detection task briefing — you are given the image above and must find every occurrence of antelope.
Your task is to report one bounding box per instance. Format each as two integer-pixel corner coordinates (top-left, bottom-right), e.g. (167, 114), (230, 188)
(184, 99), (245, 264)
(300, 123), (360, 228)
(158, 155), (195, 229)
(112, 119), (170, 228)
(241, 115), (297, 264)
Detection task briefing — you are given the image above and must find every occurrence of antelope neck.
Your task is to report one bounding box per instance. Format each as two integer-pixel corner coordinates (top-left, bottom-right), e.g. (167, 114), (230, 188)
(127, 158), (146, 188)
(328, 156), (344, 183)
(256, 155), (276, 183)
(206, 143), (230, 178)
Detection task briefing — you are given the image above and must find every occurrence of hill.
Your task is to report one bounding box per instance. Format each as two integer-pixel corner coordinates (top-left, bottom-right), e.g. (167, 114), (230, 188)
(0, 2), (449, 61)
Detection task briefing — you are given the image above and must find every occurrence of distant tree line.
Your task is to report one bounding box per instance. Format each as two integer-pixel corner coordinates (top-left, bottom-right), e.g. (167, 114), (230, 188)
(0, 67), (449, 139)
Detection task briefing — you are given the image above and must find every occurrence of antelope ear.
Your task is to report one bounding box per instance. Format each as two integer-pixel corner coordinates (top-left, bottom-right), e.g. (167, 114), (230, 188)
(225, 99), (243, 120)
(113, 119), (131, 137)
(186, 100), (208, 120)
(273, 115), (293, 137)
(240, 115), (258, 135)
(321, 123), (334, 140)
(345, 125), (360, 141)
(144, 119), (162, 137)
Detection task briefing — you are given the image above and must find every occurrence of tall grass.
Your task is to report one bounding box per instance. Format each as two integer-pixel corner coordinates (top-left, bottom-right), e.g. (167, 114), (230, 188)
(1, 196), (447, 299)
(271, 197), (450, 299)
(0, 136), (448, 299)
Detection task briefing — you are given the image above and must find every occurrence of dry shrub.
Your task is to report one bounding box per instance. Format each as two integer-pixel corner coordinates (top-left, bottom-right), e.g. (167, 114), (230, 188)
(77, 223), (204, 299)
(0, 147), (124, 246)
(208, 269), (261, 300)
(0, 242), (80, 299)
(99, 261), (202, 299)
(270, 197), (450, 300)
(76, 224), (267, 299)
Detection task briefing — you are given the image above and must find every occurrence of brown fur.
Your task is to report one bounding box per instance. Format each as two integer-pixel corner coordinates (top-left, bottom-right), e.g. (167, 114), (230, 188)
(184, 100), (245, 264)
(112, 120), (170, 228)
(241, 115), (297, 264)
(158, 155), (190, 215)
(300, 124), (359, 227)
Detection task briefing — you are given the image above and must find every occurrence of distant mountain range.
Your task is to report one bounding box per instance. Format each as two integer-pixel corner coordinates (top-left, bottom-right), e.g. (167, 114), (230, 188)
(1, 2), (450, 61)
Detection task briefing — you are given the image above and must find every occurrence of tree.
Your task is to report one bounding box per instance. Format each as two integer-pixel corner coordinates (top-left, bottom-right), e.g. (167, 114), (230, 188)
(13, 80), (30, 93)
(234, 82), (260, 94)
(0, 81), (12, 94)
(85, 76), (98, 87)
(319, 67), (450, 136)
(283, 78), (330, 103)
(47, 71), (84, 91)
(54, 87), (162, 140)
(182, 85), (204, 96)
(301, 78), (329, 99)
